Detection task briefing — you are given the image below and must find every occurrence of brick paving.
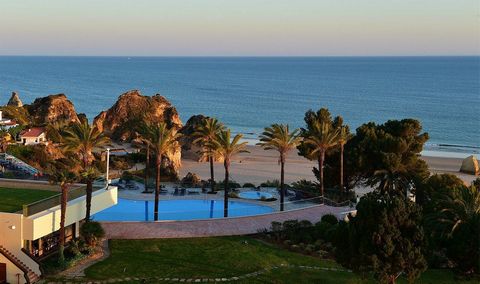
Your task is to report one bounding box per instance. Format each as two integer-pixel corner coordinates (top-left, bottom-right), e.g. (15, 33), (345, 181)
(101, 205), (353, 239)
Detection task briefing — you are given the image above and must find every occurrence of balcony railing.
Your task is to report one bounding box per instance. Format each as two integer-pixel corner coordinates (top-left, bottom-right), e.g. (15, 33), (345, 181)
(22, 184), (105, 217)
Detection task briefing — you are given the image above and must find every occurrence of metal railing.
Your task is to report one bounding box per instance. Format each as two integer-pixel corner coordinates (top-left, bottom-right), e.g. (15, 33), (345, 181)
(22, 184), (105, 217)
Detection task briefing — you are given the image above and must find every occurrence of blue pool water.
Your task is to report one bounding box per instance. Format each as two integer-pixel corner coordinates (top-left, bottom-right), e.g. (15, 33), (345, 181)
(92, 198), (274, 221)
(239, 191), (274, 200)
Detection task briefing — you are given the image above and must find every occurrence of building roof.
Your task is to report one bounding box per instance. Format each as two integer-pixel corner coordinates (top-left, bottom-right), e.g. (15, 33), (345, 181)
(0, 120), (18, 126)
(19, 127), (46, 138)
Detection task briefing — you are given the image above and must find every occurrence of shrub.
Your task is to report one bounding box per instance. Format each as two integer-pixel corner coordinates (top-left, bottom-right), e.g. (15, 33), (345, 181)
(260, 180), (280, 188)
(243, 183), (256, 188)
(80, 221), (105, 247)
(217, 180), (241, 190)
(321, 214), (338, 225)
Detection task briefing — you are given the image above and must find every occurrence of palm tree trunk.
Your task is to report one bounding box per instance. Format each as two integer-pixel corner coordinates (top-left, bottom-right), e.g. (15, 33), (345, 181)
(209, 156), (215, 192)
(224, 160), (229, 218)
(280, 160), (285, 211)
(154, 154), (161, 221)
(144, 146), (150, 192)
(85, 179), (92, 221)
(59, 183), (68, 264)
(319, 150), (325, 199)
(340, 143), (344, 194)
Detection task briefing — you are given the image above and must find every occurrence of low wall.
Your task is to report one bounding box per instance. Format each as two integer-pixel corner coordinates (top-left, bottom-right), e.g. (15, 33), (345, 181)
(0, 178), (84, 191)
(101, 205), (353, 239)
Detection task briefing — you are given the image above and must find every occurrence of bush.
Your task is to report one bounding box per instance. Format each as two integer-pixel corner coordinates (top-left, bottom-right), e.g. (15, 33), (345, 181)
(321, 214), (338, 225)
(260, 180), (280, 188)
(217, 180), (241, 190)
(80, 221), (105, 247)
(243, 183), (256, 188)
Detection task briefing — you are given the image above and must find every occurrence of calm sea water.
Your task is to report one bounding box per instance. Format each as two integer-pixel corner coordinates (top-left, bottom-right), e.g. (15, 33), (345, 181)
(0, 56), (478, 155)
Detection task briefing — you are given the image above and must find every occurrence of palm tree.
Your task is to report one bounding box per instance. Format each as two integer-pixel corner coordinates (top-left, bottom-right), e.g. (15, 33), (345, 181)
(209, 129), (248, 217)
(257, 124), (301, 211)
(427, 185), (480, 237)
(62, 120), (110, 221)
(336, 125), (352, 193)
(192, 118), (225, 192)
(47, 159), (76, 264)
(140, 122), (181, 221)
(303, 121), (339, 197)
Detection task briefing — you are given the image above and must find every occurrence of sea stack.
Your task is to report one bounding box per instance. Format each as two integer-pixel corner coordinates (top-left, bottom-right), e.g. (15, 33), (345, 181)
(93, 90), (183, 177)
(7, 91), (23, 107)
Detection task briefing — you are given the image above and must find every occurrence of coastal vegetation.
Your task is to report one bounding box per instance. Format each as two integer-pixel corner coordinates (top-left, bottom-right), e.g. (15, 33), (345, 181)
(258, 124), (301, 211)
(207, 129), (248, 217)
(192, 117), (226, 192)
(138, 121), (181, 221)
(46, 158), (77, 264)
(0, 90), (478, 281)
(62, 120), (110, 221)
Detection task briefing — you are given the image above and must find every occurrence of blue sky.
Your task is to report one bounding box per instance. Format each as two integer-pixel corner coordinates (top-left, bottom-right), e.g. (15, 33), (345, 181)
(0, 0), (478, 56)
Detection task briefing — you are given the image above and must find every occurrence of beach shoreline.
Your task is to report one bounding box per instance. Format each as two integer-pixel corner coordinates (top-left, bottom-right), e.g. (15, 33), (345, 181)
(180, 145), (477, 186)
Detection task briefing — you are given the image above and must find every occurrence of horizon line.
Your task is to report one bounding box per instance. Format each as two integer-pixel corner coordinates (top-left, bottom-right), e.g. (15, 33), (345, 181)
(0, 54), (479, 58)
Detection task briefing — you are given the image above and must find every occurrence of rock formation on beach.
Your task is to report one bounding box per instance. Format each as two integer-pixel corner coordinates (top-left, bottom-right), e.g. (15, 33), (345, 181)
(179, 114), (208, 161)
(460, 155), (479, 176)
(93, 90), (183, 175)
(25, 94), (80, 125)
(7, 92), (23, 107)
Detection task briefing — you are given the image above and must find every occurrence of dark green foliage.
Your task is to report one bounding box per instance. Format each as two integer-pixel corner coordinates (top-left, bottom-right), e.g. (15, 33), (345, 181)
(80, 221), (105, 247)
(472, 177), (480, 191)
(335, 192), (427, 283)
(418, 174), (465, 210)
(338, 119), (429, 196)
(0, 105), (31, 125)
(217, 180), (241, 190)
(291, 179), (317, 192)
(242, 182), (256, 188)
(321, 214), (338, 225)
(260, 179), (280, 188)
(424, 185), (480, 275)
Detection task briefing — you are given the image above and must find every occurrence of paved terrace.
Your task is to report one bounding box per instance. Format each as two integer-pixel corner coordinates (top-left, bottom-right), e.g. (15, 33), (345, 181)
(101, 204), (353, 239)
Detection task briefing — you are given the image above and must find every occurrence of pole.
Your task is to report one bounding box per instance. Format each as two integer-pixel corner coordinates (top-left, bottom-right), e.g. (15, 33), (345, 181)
(106, 148), (110, 188)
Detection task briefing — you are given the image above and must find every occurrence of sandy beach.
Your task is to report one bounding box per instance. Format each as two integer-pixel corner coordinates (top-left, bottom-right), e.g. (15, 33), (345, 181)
(180, 145), (477, 186)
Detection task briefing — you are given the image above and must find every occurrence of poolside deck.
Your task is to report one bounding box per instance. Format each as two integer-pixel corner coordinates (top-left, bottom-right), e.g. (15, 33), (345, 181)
(101, 204), (353, 239)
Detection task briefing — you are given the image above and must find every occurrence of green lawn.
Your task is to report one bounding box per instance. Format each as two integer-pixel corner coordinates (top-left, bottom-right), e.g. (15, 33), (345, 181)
(0, 187), (58, 213)
(84, 236), (474, 283)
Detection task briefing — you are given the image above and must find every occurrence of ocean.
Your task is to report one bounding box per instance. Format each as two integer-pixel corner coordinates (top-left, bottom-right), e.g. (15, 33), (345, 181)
(0, 56), (478, 157)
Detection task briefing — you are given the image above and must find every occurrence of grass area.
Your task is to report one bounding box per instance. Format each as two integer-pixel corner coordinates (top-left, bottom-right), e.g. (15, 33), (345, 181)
(84, 236), (474, 283)
(0, 187), (58, 213)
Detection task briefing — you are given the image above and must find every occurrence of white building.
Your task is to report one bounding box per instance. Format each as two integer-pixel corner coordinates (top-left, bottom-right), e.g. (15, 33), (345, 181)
(18, 128), (47, 146)
(0, 111), (19, 130)
(0, 184), (117, 283)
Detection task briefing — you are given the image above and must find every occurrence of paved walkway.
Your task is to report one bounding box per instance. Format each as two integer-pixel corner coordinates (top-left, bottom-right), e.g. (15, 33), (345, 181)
(101, 205), (353, 239)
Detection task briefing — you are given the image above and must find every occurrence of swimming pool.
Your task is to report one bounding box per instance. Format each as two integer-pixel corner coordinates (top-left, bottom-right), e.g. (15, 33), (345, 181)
(238, 191), (274, 200)
(92, 198), (274, 221)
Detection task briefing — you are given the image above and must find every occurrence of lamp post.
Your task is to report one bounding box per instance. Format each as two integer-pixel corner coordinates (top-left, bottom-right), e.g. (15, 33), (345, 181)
(106, 148), (110, 188)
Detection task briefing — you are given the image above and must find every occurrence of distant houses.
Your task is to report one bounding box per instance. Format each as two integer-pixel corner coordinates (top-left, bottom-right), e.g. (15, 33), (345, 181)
(18, 127), (47, 146)
(0, 110), (18, 129)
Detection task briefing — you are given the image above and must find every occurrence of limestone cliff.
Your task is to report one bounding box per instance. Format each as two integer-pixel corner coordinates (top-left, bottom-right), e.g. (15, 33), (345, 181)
(179, 114), (208, 161)
(93, 90), (183, 176)
(25, 94), (80, 125)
